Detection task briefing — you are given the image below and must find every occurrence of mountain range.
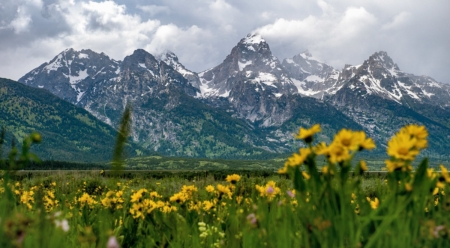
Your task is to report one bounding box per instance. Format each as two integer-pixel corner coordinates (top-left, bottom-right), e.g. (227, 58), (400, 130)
(15, 33), (450, 161)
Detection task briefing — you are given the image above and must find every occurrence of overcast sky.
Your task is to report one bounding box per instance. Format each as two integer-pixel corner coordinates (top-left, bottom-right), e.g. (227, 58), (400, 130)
(0, 0), (448, 83)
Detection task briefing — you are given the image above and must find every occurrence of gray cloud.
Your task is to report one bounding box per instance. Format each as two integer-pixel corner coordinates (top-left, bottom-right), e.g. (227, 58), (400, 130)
(0, 0), (448, 84)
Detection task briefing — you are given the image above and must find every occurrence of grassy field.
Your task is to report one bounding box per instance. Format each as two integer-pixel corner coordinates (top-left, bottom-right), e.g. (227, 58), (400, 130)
(2, 123), (450, 247)
(19, 153), (449, 172)
(1, 163), (450, 248)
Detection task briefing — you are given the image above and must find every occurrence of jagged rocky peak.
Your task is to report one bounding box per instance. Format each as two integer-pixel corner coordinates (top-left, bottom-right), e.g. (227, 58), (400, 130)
(157, 50), (178, 62)
(202, 33), (285, 79)
(119, 49), (198, 95)
(282, 50), (342, 98)
(121, 49), (160, 72)
(368, 51), (400, 70)
(363, 51), (401, 78)
(237, 33), (273, 62)
(283, 50), (334, 77)
(27, 48), (119, 78)
(292, 50), (317, 62)
(198, 33), (298, 126)
(334, 51), (450, 105)
(156, 50), (201, 89)
(240, 33), (268, 49)
(18, 48), (120, 103)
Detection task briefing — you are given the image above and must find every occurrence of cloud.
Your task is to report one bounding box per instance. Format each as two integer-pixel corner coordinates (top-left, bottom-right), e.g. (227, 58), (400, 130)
(382, 11), (411, 30)
(137, 5), (170, 16)
(9, 6), (32, 33)
(255, 6), (378, 65)
(253, 2), (449, 84)
(330, 7), (377, 42)
(0, 0), (448, 84)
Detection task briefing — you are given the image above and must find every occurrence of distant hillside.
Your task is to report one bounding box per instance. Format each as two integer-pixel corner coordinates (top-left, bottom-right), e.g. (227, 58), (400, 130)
(0, 77), (144, 162)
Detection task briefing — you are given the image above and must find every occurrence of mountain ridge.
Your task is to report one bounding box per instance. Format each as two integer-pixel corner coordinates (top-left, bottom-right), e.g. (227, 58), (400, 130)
(16, 33), (450, 160)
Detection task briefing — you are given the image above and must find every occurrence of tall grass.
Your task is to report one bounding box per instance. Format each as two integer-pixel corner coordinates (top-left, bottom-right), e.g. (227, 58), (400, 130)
(1, 113), (450, 247)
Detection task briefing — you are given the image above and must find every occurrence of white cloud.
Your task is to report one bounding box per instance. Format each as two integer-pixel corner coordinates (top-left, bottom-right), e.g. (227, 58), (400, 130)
(9, 6), (32, 34)
(255, 6), (377, 63)
(137, 5), (170, 16)
(329, 7), (377, 45)
(382, 11), (411, 30)
(0, 0), (448, 84)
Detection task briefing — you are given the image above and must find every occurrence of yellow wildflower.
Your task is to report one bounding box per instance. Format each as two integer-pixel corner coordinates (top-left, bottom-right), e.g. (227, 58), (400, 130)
(433, 187), (439, 195)
(170, 192), (188, 204)
(255, 181), (281, 201)
(314, 142), (329, 155)
(285, 147), (312, 167)
(367, 197), (379, 209)
(296, 124), (321, 143)
(385, 160), (410, 172)
(427, 168), (436, 179)
(20, 190), (34, 210)
(225, 174), (241, 184)
(129, 203), (144, 219)
(278, 167), (288, 174)
(387, 131), (419, 161)
(401, 124), (428, 149)
(359, 160), (368, 171)
(206, 185), (215, 193)
(328, 143), (350, 164)
(440, 165), (450, 183)
(216, 184), (233, 199)
(78, 193), (97, 208)
(130, 189), (147, 203)
(333, 129), (361, 151)
(202, 200), (215, 211)
(356, 132), (376, 150)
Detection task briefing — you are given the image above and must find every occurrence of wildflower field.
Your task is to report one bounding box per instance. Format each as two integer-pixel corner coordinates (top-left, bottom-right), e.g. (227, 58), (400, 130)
(2, 124), (450, 247)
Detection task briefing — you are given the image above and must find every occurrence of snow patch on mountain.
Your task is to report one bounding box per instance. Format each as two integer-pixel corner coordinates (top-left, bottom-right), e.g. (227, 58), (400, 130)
(242, 33), (264, 45)
(397, 81), (420, 100)
(253, 72), (277, 87)
(238, 60), (252, 71)
(69, 69), (88, 84)
(44, 54), (64, 73)
(78, 53), (89, 59)
(305, 75), (323, 82)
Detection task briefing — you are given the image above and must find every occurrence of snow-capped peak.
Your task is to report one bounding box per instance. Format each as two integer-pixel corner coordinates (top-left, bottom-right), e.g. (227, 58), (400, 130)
(157, 51), (196, 76)
(242, 33), (265, 45)
(337, 51), (450, 106)
(298, 50), (321, 62)
(368, 51), (400, 72)
(155, 50), (200, 89)
(156, 50), (178, 63)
